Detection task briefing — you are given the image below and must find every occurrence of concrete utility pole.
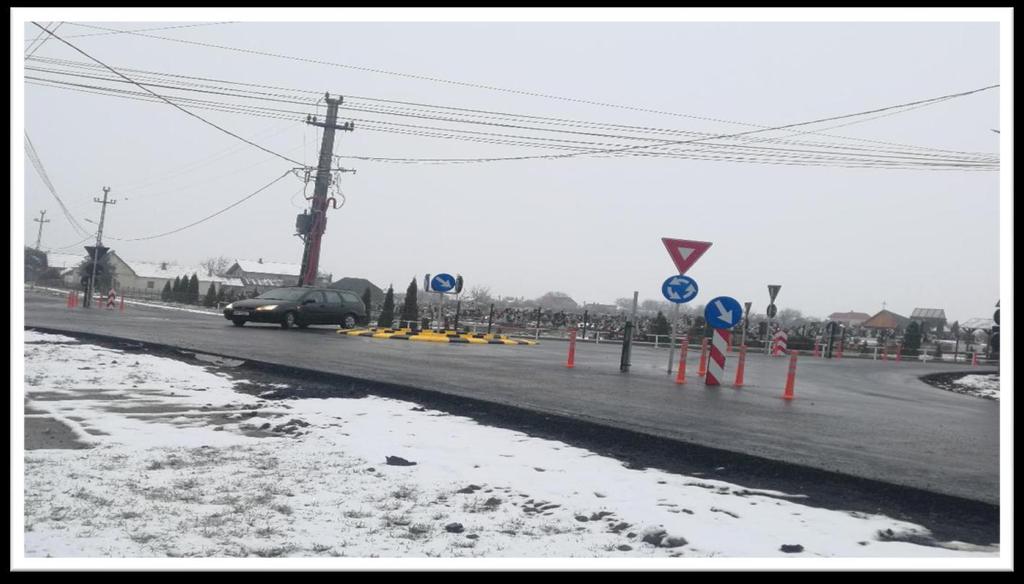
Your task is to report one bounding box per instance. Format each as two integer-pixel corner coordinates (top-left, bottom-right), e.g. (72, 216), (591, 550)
(298, 93), (354, 287)
(33, 210), (50, 250)
(85, 187), (115, 308)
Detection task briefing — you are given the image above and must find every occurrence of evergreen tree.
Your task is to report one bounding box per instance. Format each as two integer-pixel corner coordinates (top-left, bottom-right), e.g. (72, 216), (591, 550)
(216, 286), (226, 304)
(400, 278), (419, 325)
(161, 281), (172, 301)
(189, 274), (200, 304)
(203, 283), (217, 307)
(651, 311), (672, 336)
(172, 276), (182, 303)
(903, 322), (923, 350)
(378, 285), (395, 329)
(361, 287), (373, 322)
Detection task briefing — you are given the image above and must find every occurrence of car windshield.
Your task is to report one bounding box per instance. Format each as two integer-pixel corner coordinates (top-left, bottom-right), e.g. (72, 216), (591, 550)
(255, 288), (308, 301)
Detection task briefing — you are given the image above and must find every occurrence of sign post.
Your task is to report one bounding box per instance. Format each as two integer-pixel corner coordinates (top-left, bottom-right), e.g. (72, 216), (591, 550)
(766, 285), (781, 355)
(661, 274), (699, 374)
(704, 296), (743, 386)
(741, 301), (752, 348)
(430, 273), (456, 332)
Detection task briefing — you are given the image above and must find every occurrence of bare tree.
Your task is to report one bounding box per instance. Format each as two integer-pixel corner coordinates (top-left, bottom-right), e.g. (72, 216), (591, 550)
(200, 256), (232, 277)
(467, 285), (493, 305)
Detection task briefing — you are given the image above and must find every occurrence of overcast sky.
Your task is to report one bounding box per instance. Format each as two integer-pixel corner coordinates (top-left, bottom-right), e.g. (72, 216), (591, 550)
(17, 11), (1005, 323)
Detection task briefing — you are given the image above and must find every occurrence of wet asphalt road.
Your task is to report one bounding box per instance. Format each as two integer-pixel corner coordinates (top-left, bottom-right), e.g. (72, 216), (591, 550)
(23, 290), (1000, 504)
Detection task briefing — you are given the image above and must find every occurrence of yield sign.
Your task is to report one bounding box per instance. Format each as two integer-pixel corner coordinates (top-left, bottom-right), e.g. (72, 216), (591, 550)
(661, 238), (712, 275)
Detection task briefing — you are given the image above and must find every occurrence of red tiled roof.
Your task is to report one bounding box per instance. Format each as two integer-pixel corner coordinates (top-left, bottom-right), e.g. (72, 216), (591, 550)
(861, 309), (910, 329)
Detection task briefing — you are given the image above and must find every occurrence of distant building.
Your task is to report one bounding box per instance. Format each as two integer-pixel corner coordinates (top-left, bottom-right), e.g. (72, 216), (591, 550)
(223, 258), (326, 291)
(329, 277), (384, 304)
(44, 252), (88, 287)
(860, 309), (911, 336)
(828, 311), (872, 327)
(910, 308), (947, 335)
(110, 254), (243, 298)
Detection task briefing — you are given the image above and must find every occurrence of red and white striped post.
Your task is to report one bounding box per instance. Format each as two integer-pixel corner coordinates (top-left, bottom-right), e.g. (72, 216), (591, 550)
(705, 329), (730, 386)
(734, 344), (747, 388)
(972, 352), (978, 367)
(836, 340), (843, 360)
(66, 291), (74, 309)
(783, 350), (798, 400)
(675, 337), (688, 385)
(896, 346), (903, 362)
(566, 328), (577, 368)
(696, 337), (709, 377)
(882, 347), (888, 361)
(812, 341), (820, 358)
(120, 293), (125, 313)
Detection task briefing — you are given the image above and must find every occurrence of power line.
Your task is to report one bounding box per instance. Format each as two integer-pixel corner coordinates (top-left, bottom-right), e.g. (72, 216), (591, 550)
(105, 170), (293, 242)
(24, 21), (236, 43)
(28, 53), (999, 162)
(24, 132), (91, 237)
(30, 22), (303, 167)
(25, 73), (998, 170)
(27, 77), (997, 171)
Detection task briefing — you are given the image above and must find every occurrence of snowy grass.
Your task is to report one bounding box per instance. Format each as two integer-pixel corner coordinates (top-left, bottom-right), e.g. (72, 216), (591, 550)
(952, 375), (1000, 401)
(21, 330), (998, 558)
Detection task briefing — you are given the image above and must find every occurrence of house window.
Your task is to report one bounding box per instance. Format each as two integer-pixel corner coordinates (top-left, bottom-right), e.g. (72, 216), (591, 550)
(147, 281), (155, 289)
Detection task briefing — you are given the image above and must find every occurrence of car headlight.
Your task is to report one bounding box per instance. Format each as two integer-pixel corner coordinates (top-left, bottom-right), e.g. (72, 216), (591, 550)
(255, 305), (278, 311)
(225, 303), (234, 311)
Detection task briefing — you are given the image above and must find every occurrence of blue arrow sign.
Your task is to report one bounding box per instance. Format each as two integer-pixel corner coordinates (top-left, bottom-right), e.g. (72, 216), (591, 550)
(661, 275), (699, 304)
(431, 273), (456, 293)
(704, 296), (743, 329)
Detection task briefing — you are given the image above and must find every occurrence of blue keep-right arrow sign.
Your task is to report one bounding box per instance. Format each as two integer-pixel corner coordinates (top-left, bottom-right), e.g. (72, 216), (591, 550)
(431, 273), (455, 293)
(704, 296), (743, 329)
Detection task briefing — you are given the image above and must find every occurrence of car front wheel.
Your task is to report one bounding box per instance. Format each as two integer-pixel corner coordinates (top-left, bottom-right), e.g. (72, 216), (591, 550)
(281, 311), (297, 329)
(341, 313), (358, 329)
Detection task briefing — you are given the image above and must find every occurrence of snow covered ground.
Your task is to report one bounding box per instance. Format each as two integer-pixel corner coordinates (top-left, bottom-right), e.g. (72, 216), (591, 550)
(952, 374), (1000, 401)
(20, 331), (999, 563)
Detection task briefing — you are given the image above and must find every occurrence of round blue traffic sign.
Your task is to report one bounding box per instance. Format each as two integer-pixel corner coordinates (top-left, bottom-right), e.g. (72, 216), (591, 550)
(661, 275), (699, 304)
(431, 273), (456, 293)
(704, 296), (743, 329)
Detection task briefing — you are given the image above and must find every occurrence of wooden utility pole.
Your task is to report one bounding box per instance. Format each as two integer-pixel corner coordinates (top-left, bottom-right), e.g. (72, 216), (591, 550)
(84, 187), (115, 307)
(33, 210), (50, 250)
(298, 93), (354, 287)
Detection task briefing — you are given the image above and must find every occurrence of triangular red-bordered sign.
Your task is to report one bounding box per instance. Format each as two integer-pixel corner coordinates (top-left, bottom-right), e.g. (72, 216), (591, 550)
(661, 238), (712, 275)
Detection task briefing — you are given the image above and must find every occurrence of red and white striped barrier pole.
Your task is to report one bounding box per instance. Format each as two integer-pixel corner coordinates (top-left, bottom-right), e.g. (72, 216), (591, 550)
(705, 329), (730, 386)
(896, 346), (902, 362)
(566, 328), (577, 369)
(675, 337), (688, 385)
(120, 293), (125, 313)
(66, 291), (74, 309)
(696, 337), (709, 377)
(812, 342), (820, 358)
(972, 352), (978, 367)
(734, 344), (747, 388)
(783, 350), (798, 400)
(836, 340), (843, 360)
(882, 348), (888, 361)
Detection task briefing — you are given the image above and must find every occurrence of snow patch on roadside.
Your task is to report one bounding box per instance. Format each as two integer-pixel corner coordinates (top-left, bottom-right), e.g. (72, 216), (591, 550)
(952, 375), (999, 401)
(22, 331), (999, 558)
